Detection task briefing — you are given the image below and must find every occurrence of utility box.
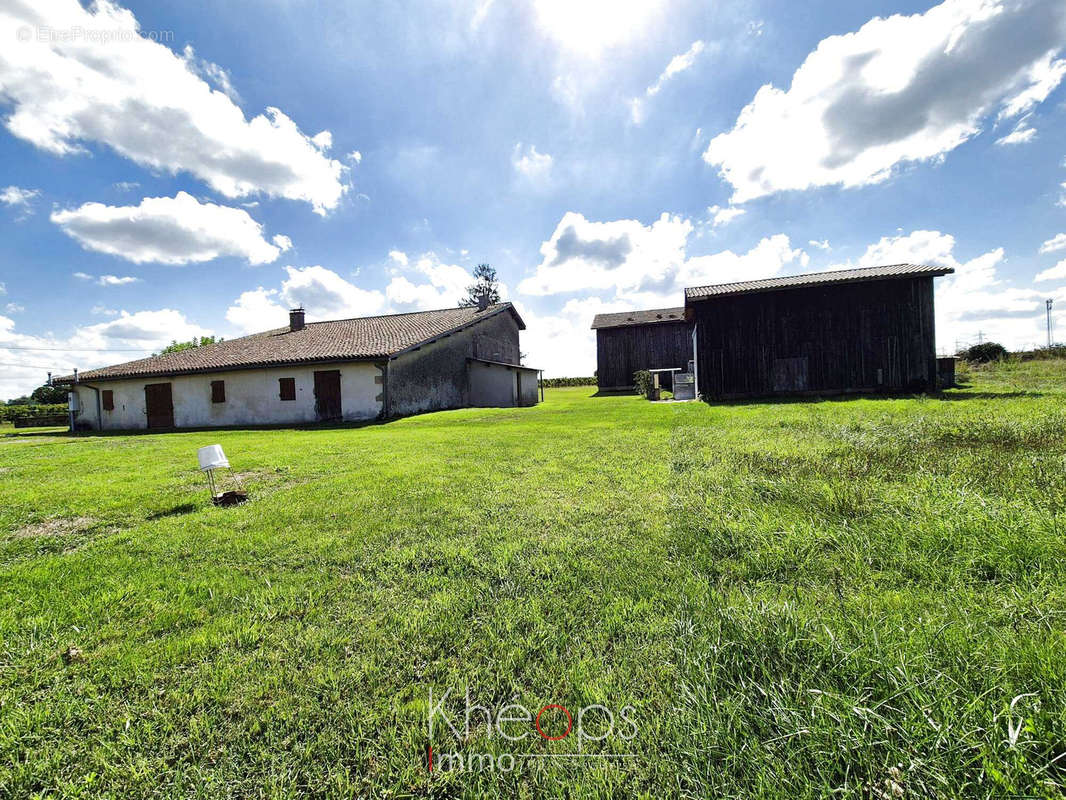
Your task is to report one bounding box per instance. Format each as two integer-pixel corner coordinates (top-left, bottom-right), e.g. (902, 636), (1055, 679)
(673, 372), (695, 400)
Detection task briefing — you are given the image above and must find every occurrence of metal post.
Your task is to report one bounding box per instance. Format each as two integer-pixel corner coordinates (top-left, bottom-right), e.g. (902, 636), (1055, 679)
(1048, 299), (1054, 349)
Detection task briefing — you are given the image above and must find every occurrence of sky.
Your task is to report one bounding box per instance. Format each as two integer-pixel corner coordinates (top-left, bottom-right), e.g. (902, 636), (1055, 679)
(1, 0), (1065, 398)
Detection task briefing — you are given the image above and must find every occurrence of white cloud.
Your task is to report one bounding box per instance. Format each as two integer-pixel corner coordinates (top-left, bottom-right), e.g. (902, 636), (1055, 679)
(272, 234), (293, 252)
(225, 254), (494, 336)
(52, 192), (288, 265)
(996, 117), (1036, 145)
(279, 266), (385, 319)
(704, 0), (1066, 202)
(533, 0), (665, 56)
(707, 204), (746, 227)
(1040, 233), (1066, 253)
(384, 253), (487, 311)
(518, 211), (805, 303)
(1035, 259), (1066, 281)
(112, 181), (140, 192)
(516, 298), (617, 378)
(73, 272), (139, 286)
(631, 40), (706, 124)
(0, 185), (39, 208)
(99, 275), (140, 286)
(808, 239), (832, 250)
(682, 235), (807, 288)
(225, 287), (289, 333)
(6, 303), (24, 313)
(512, 143), (553, 184)
(0, 308), (209, 398)
(181, 44), (241, 104)
(346, 150), (362, 164)
(0, 1), (347, 213)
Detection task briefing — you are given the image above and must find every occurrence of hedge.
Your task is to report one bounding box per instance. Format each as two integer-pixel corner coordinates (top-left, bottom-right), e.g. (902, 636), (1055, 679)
(541, 377), (597, 388)
(0, 403), (67, 423)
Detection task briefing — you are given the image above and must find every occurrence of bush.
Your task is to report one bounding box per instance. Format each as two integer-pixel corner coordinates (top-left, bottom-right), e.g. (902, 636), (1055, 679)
(634, 370), (654, 399)
(957, 342), (1008, 363)
(541, 377), (597, 388)
(0, 403), (67, 423)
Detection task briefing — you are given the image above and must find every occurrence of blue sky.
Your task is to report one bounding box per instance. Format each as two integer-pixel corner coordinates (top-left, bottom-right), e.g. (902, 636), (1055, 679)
(1, 0), (1065, 397)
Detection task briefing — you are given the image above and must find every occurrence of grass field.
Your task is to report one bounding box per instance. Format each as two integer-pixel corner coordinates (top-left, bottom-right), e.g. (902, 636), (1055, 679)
(2, 361), (1065, 798)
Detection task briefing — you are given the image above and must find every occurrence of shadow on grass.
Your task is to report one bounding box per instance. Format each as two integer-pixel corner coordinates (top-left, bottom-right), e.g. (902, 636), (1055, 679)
(700, 387), (1043, 408)
(7, 417), (397, 439)
(146, 503), (199, 520)
(590, 389), (637, 398)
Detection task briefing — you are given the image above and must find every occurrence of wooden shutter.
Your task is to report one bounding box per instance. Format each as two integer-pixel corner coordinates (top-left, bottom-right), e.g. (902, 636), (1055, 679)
(279, 377), (296, 401)
(210, 380), (225, 403)
(102, 390), (114, 411)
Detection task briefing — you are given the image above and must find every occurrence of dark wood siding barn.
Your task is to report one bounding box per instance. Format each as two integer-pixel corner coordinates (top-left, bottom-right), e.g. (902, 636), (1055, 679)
(591, 308), (693, 390)
(686, 264), (953, 399)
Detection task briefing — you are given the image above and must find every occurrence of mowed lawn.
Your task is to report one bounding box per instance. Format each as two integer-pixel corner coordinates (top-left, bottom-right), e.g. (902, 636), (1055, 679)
(1, 362), (1065, 798)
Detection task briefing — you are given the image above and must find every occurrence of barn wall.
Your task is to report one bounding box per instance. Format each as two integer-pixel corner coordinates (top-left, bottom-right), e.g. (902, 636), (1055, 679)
(518, 370), (539, 406)
(387, 311), (522, 416)
(595, 322), (693, 389)
(692, 277), (937, 399)
(73, 362), (381, 430)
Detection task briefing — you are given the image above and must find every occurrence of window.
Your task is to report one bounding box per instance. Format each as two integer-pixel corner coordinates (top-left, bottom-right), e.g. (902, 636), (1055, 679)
(279, 377), (296, 401)
(102, 390), (114, 411)
(211, 380), (225, 403)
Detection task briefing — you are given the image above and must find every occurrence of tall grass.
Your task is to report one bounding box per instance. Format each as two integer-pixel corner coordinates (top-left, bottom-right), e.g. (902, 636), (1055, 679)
(1, 360), (1064, 797)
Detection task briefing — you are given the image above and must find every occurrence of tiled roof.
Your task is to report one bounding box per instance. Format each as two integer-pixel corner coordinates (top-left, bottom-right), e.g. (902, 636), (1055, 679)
(685, 264), (954, 302)
(590, 307), (688, 330)
(56, 304), (523, 382)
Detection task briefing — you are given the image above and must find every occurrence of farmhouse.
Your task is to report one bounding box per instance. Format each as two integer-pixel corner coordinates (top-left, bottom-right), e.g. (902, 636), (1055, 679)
(687, 263), (953, 398)
(590, 307), (693, 390)
(58, 302), (540, 430)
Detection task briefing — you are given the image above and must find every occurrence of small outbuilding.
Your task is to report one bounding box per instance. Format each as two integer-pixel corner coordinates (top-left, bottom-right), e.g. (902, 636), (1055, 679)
(57, 302), (539, 430)
(686, 263), (953, 398)
(590, 307), (693, 390)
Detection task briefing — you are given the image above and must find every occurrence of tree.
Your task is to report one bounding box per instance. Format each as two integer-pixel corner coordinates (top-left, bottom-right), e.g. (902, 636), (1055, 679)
(459, 264), (501, 309)
(30, 384), (68, 404)
(154, 335), (222, 357)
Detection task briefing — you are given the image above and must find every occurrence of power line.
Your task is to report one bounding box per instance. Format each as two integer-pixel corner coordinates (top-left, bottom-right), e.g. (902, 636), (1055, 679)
(0, 345), (150, 352)
(0, 362), (64, 370)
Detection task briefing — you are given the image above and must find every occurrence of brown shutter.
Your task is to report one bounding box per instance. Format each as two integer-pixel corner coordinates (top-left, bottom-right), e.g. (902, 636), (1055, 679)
(210, 380), (225, 403)
(102, 390), (114, 411)
(279, 377), (296, 401)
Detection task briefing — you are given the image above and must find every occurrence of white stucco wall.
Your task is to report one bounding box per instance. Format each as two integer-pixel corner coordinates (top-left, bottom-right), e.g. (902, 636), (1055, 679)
(73, 362), (382, 430)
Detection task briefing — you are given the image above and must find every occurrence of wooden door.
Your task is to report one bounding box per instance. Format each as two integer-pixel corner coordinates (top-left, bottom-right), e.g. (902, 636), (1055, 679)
(313, 370), (342, 421)
(144, 383), (174, 428)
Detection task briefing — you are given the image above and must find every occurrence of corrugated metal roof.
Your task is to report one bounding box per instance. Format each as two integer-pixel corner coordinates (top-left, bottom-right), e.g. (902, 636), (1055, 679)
(685, 263), (954, 302)
(56, 304), (523, 383)
(590, 307), (687, 330)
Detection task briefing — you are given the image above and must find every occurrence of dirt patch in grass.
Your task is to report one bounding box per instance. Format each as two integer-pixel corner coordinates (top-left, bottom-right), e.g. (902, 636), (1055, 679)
(12, 515), (98, 539)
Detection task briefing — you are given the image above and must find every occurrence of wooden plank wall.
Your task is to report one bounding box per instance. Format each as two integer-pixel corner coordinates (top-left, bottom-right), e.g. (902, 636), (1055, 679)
(596, 322), (693, 389)
(692, 277), (937, 398)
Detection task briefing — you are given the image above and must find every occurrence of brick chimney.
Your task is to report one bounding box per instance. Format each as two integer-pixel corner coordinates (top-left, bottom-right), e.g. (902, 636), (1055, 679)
(289, 307), (305, 331)
(476, 294), (491, 312)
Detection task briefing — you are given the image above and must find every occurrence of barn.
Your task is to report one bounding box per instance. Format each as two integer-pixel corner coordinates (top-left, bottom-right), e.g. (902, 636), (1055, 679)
(591, 307), (693, 390)
(57, 302), (540, 430)
(686, 263), (954, 399)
